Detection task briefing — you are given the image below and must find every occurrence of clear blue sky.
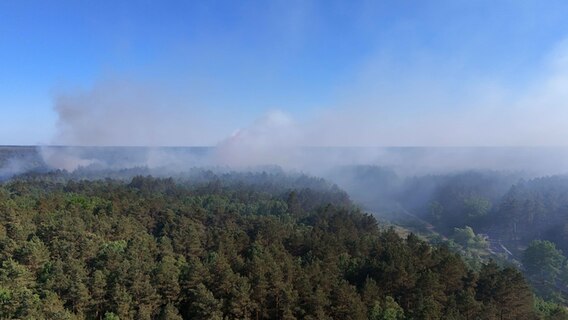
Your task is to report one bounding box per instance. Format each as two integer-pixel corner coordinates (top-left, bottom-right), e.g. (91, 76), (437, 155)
(2, 0), (568, 145)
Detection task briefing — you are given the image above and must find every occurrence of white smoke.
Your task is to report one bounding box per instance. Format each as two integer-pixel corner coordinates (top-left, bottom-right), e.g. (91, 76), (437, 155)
(40, 39), (568, 173)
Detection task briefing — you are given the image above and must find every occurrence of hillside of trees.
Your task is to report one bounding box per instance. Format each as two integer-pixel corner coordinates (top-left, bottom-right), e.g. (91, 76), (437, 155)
(329, 166), (568, 305)
(0, 172), (555, 319)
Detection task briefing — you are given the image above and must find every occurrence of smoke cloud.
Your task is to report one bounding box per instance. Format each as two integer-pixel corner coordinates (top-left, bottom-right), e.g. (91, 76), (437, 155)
(213, 39), (568, 172)
(51, 79), (220, 147)
(36, 39), (568, 174)
(42, 79), (226, 170)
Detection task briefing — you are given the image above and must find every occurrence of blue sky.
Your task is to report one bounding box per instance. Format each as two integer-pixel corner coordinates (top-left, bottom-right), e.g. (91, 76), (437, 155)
(2, 0), (568, 145)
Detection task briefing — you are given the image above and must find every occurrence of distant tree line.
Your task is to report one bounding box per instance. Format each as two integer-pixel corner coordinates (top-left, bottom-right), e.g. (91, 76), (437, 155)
(354, 168), (568, 306)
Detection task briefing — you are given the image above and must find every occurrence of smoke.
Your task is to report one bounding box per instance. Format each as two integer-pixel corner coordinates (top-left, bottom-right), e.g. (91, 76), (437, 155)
(0, 155), (37, 179)
(51, 79), (219, 147)
(214, 110), (303, 167)
(42, 78), (227, 171)
(301, 41), (568, 147)
(0, 147), (46, 180)
(40, 147), (100, 172)
(210, 39), (568, 172)
(37, 38), (568, 174)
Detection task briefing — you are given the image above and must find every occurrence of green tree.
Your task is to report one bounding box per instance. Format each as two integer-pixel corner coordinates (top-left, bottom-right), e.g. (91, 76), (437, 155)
(369, 296), (404, 320)
(90, 269), (107, 318)
(329, 280), (366, 320)
(463, 196), (491, 219)
(104, 312), (120, 320)
(154, 255), (181, 303)
(0, 259), (41, 318)
(186, 283), (223, 320)
(523, 240), (566, 299)
(535, 297), (568, 320)
(158, 303), (183, 320)
(111, 285), (133, 320)
(477, 262), (535, 319)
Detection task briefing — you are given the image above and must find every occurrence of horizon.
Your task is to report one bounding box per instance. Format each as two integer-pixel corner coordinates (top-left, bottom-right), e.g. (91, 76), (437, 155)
(3, 144), (568, 178)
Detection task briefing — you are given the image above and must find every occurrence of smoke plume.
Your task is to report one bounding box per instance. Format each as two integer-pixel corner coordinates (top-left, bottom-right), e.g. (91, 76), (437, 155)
(36, 39), (568, 174)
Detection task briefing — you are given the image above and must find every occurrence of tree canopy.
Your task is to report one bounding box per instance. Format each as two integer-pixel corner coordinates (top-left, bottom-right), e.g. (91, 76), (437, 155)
(0, 173), (545, 319)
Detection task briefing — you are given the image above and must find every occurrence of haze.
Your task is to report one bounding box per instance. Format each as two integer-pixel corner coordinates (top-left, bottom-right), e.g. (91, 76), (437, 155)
(2, 1), (568, 170)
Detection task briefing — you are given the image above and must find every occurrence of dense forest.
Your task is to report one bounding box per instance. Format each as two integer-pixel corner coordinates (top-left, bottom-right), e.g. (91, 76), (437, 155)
(0, 171), (560, 319)
(331, 166), (568, 305)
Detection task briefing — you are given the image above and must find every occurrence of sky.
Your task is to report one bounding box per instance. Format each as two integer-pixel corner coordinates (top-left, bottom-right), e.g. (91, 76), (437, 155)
(2, 0), (568, 146)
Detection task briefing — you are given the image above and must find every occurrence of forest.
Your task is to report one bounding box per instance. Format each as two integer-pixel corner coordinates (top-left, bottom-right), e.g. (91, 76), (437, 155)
(0, 170), (562, 319)
(4, 0), (568, 318)
(330, 166), (568, 307)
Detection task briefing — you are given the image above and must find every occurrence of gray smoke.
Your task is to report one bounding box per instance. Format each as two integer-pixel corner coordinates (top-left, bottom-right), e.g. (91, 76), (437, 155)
(36, 39), (568, 174)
